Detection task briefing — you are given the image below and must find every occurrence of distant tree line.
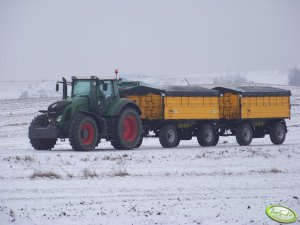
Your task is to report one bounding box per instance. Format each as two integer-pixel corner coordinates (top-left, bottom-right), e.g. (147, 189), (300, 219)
(288, 67), (300, 86)
(213, 72), (253, 84)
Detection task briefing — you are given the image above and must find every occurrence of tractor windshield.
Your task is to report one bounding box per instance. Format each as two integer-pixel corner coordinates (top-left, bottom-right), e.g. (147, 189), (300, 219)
(72, 80), (91, 97)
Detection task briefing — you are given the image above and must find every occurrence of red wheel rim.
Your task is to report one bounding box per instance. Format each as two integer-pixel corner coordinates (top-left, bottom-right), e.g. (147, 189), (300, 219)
(122, 115), (138, 142)
(81, 122), (95, 145)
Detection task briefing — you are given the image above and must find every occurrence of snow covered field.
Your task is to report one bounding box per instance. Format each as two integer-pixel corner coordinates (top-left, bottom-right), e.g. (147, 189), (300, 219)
(0, 78), (299, 225)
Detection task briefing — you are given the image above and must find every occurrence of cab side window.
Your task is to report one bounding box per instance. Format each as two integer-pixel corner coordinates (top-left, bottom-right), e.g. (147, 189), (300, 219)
(100, 81), (113, 99)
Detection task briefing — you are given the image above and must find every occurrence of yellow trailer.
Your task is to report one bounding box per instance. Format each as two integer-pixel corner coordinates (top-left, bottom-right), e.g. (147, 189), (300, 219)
(214, 86), (291, 120)
(123, 85), (220, 120)
(122, 85), (221, 148)
(213, 86), (291, 146)
(120, 83), (291, 148)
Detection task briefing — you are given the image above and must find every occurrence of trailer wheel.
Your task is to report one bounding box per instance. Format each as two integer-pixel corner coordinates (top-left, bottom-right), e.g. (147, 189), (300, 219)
(236, 123), (253, 146)
(29, 115), (57, 150)
(212, 135), (219, 146)
(174, 138), (180, 147)
(112, 108), (142, 150)
(159, 124), (179, 148)
(270, 122), (286, 145)
(69, 114), (98, 151)
(197, 124), (216, 147)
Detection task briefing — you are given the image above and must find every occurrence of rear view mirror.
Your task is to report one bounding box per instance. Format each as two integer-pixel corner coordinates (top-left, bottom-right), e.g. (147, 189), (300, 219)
(56, 83), (59, 92)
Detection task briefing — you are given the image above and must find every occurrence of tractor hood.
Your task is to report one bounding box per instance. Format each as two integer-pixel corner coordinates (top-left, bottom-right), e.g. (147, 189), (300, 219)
(48, 100), (71, 118)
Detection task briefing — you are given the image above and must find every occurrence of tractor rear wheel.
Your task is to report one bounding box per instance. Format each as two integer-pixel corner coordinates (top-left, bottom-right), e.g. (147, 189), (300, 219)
(111, 141), (122, 150)
(69, 114), (98, 151)
(270, 122), (286, 145)
(112, 108), (141, 150)
(135, 136), (143, 148)
(159, 124), (179, 148)
(236, 123), (253, 146)
(29, 115), (57, 150)
(197, 124), (216, 147)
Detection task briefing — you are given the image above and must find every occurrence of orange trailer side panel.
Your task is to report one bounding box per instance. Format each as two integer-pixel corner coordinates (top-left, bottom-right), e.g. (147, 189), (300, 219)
(219, 93), (240, 119)
(164, 96), (220, 120)
(126, 94), (163, 120)
(240, 96), (290, 119)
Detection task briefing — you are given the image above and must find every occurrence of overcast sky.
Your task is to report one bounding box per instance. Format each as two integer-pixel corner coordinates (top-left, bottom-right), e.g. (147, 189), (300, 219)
(0, 0), (299, 81)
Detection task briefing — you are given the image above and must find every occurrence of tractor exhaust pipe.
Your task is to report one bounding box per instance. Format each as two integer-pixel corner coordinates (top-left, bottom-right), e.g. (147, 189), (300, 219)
(62, 77), (67, 100)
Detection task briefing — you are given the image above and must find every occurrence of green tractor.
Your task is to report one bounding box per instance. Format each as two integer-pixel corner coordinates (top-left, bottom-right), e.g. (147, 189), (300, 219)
(28, 76), (142, 151)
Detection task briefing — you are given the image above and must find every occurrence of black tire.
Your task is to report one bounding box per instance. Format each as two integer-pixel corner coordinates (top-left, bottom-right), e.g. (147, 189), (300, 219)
(212, 134), (219, 146)
(270, 122), (286, 145)
(96, 136), (101, 147)
(159, 124), (179, 148)
(197, 124), (216, 147)
(236, 123), (253, 146)
(111, 141), (122, 149)
(112, 108), (142, 150)
(135, 136), (143, 148)
(29, 114), (57, 150)
(174, 138), (180, 147)
(69, 114), (98, 151)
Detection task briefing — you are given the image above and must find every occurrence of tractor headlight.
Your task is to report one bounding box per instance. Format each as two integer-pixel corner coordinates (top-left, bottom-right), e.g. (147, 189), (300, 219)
(56, 115), (62, 122)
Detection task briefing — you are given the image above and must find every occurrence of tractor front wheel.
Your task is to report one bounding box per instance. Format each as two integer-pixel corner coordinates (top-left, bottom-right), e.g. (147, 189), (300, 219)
(69, 114), (98, 151)
(112, 108), (142, 150)
(29, 115), (57, 150)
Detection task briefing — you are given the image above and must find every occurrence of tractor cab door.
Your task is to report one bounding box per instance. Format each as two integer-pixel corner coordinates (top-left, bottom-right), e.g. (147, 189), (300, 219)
(98, 81), (114, 114)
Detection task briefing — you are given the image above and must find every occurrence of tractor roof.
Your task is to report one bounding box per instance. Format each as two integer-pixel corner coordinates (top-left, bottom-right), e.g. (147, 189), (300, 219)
(71, 75), (116, 81)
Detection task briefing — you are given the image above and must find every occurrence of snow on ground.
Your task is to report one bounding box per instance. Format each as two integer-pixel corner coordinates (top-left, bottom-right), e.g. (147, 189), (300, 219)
(0, 79), (299, 225)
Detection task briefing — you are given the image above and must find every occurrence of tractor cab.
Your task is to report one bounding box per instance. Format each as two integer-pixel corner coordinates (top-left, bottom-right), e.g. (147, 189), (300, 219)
(55, 76), (119, 115)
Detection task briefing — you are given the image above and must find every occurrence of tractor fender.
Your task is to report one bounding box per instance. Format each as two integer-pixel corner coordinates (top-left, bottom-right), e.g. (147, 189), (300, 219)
(77, 111), (107, 137)
(107, 98), (141, 116)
